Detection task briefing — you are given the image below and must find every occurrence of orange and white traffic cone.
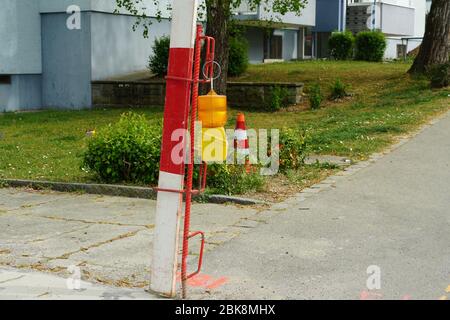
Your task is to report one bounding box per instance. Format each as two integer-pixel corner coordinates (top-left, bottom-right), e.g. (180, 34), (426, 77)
(234, 113), (251, 173)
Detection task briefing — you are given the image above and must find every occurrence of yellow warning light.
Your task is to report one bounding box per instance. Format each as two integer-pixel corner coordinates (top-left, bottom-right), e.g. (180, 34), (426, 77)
(198, 90), (227, 128)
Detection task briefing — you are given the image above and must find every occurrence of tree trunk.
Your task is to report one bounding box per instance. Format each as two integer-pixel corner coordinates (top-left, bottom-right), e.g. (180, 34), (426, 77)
(205, 0), (230, 94)
(409, 0), (450, 74)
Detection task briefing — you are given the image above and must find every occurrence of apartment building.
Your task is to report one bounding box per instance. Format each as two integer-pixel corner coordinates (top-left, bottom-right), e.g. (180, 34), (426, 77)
(0, 0), (170, 112)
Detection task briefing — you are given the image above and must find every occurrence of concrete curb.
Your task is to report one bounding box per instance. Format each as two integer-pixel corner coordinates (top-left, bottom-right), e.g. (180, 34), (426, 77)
(204, 194), (267, 206)
(0, 179), (266, 206)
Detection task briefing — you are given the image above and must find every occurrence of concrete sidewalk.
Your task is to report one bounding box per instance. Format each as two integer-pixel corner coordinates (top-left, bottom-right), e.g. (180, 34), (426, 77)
(0, 187), (263, 296)
(0, 268), (156, 300)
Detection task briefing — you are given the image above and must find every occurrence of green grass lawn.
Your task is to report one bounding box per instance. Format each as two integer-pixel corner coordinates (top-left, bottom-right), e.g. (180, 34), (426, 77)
(229, 60), (450, 159)
(1, 60), (449, 193)
(0, 108), (163, 182)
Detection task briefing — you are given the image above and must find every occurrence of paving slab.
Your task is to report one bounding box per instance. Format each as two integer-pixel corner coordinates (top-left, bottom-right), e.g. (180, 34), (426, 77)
(0, 187), (261, 293)
(0, 268), (158, 300)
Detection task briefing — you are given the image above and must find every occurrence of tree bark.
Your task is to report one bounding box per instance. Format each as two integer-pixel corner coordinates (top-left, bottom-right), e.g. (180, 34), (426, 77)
(205, 0), (231, 94)
(409, 0), (450, 74)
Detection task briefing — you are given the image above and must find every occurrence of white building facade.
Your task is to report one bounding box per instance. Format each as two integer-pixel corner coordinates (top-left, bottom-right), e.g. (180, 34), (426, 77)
(346, 0), (429, 59)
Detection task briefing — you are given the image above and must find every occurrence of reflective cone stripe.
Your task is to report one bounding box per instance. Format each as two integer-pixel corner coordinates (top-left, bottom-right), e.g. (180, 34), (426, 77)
(151, 0), (198, 298)
(235, 114), (250, 156)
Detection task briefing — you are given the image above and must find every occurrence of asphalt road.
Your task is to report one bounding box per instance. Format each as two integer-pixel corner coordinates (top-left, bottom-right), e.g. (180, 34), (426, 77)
(193, 111), (450, 300)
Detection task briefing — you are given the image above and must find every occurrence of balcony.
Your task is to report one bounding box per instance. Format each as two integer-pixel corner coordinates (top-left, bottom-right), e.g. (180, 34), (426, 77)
(347, 0), (415, 36)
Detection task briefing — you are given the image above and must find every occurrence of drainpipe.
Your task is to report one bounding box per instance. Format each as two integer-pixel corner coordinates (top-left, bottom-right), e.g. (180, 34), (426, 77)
(372, 0), (376, 31)
(339, 0), (347, 32)
(338, 0), (342, 32)
(342, 0), (346, 31)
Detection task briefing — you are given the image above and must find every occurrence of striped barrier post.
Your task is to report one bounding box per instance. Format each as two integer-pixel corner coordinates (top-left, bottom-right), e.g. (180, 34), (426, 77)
(151, 0), (199, 298)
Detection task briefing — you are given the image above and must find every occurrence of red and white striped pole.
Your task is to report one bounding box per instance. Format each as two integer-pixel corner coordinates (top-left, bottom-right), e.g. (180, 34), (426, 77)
(151, 0), (199, 298)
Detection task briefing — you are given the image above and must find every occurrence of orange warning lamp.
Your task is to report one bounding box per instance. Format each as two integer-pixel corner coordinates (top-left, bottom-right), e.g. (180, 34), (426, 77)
(198, 89), (227, 128)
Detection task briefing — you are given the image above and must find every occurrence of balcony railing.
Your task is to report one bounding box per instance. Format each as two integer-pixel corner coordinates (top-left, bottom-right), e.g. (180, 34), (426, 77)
(346, 1), (415, 36)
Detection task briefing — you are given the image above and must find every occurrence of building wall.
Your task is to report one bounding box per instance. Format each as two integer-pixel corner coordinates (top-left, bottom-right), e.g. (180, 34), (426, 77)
(0, 75), (42, 112)
(411, 0), (426, 37)
(39, 0), (172, 18)
(0, 0), (42, 74)
(258, 0), (316, 27)
(380, 3), (415, 36)
(41, 12), (93, 109)
(40, 9), (171, 108)
(90, 13), (170, 80)
(39, 0), (91, 12)
(315, 0), (340, 32)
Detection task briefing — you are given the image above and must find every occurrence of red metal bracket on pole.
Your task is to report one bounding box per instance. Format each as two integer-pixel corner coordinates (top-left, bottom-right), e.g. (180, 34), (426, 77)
(186, 231), (206, 280)
(180, 24), (215, 299)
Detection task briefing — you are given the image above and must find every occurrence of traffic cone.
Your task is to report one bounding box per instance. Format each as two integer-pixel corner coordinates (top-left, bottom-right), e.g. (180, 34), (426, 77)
(234, 113), (251, 173)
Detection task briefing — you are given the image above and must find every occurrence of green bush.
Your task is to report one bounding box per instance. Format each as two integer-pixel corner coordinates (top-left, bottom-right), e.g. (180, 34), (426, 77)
(82, 112), (263, 195)
(228, 35), (249, 77)
(309, 83), (323, 110)
(428, 63), (450, 88)
(279, 128), (308, 172)
(268, 86), (289, 111)
(82, 112), (162, 185)
(148, 36), (170, 76)
(355, 31), (387, 62)
(329, 78), (349, 100)
(207, 164), (265, 195)
(328, 31), (355, 60)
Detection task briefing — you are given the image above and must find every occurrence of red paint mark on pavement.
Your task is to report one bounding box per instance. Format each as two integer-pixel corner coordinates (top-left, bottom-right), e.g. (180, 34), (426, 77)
(206, 277), (229, 290)
(176, 272), (228, 290)
(360, 290), (383, 300)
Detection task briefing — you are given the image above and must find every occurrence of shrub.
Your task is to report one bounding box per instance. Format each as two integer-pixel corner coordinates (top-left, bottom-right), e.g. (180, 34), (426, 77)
(428, 63), (450, 88)
(82, 112), (263, 195)
(328, 31), (355, 60)
(228, 35), (249, 77)
(279, 128), (308, 172)
(207, 164), (265, 195)
(268, 86), (289, 111)
(329, 78), (349, 100)
(148, 36), (170, 76)
(82, 112), (162, 185)
(355, 31), (387, 62)
(309, 83), (323, 110)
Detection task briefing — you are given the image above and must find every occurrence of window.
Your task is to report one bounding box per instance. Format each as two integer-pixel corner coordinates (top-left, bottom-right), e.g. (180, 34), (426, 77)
(264, 31), (283, 60)
(269, 35), (283, 59)
(304, 28), (313, 57)
(0, 75), (11, 84)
